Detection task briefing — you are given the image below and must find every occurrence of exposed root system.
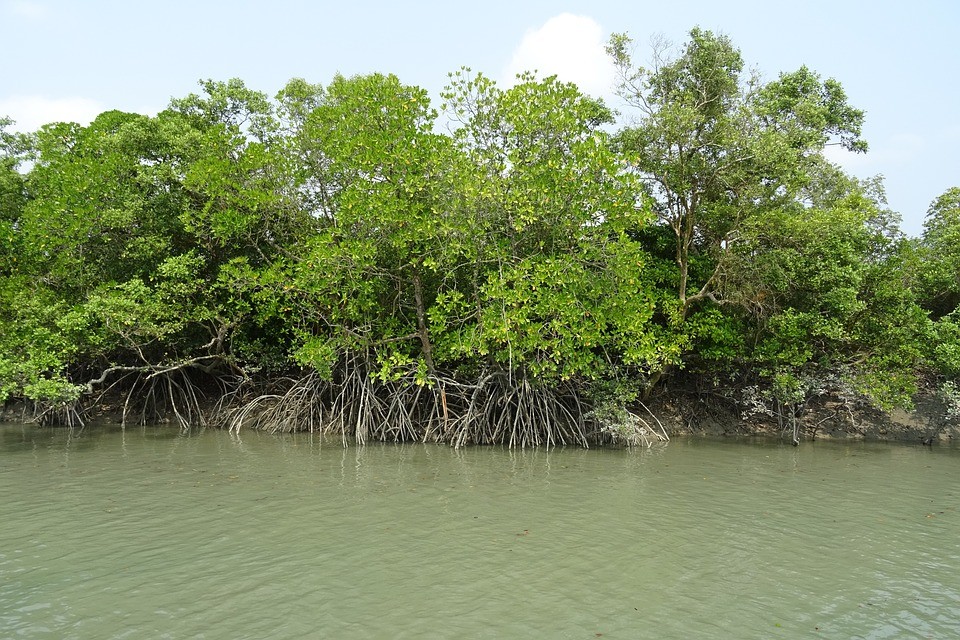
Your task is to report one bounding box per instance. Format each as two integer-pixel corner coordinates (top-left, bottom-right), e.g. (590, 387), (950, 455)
(219, 358), (668, 448)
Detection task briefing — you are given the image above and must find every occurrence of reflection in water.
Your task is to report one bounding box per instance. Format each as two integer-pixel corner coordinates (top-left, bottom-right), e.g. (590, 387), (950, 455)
(0, 424), (958, 639)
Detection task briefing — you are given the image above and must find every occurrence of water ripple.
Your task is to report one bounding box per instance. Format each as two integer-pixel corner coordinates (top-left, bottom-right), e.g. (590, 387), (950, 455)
(1, 427), (958, 638)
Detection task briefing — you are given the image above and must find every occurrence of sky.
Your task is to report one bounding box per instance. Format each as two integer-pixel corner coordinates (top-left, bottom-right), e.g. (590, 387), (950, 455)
(1, 0), (957, 236)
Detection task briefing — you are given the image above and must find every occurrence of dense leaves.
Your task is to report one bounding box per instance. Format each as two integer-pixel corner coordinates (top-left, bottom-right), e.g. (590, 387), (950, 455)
(0, 28), (956, 441)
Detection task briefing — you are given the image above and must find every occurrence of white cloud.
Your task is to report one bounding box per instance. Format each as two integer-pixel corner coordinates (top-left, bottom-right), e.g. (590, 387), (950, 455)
(502, 14), (615, 99)
(6, 0), (51, 20)
(0, 96), (105, 132)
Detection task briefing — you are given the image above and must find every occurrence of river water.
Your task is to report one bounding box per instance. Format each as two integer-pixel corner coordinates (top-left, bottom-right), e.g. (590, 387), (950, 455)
(1, 423), (957, 639)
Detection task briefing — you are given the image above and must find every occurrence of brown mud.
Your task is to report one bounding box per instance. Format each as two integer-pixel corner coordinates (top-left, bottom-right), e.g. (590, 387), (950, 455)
(647, 391), (958, 444)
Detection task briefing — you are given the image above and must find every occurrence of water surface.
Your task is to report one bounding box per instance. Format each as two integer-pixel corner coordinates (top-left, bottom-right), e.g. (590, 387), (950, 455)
(1, 424), (958, 638)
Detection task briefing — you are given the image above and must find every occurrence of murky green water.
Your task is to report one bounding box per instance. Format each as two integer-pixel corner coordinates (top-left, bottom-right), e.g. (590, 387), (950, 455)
(1, 424), (958, 639)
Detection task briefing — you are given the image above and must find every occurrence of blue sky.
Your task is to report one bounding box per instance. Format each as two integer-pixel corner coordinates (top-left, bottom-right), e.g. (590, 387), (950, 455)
(2, 0), (957, 235)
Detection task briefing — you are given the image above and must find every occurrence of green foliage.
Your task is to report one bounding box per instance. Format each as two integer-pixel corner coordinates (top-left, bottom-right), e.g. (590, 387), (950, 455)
(268, 72), (464, 381)
(936, 379), (960, 421)
(755, 66), (867, 154)
(725, 187), (929, 409)
(608, 28), (869, 383)
(0, 81), (301, 409)
(0, 277), (83, 404)
(930, 312), (960, 379)
(0, 36), (944, 435)
(21, 111), (196, 294)
(0, 117), (31, 278)
(438, 70), (668, 385)
(918, 187), (960, 319)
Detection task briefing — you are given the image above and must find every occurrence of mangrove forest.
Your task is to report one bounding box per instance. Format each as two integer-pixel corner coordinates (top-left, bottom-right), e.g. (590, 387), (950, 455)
(1, 29), (959, 445)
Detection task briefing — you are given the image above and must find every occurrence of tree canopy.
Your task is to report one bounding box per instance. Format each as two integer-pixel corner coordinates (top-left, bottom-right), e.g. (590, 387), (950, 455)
(0, 28), (955, 443)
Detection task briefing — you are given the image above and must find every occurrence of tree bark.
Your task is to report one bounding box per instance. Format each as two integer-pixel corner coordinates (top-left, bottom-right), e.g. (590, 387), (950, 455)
(411, 267), (436, 375)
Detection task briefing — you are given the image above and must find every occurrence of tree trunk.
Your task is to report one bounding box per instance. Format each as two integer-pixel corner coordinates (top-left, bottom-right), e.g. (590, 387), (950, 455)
(411, 267), (436, 375)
